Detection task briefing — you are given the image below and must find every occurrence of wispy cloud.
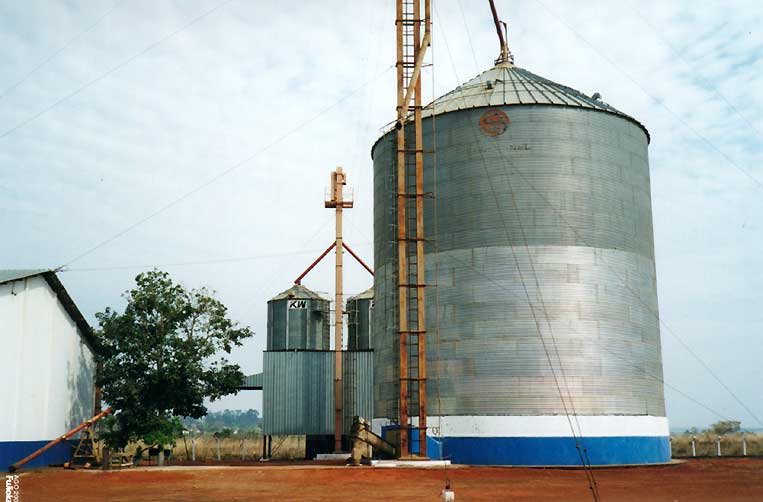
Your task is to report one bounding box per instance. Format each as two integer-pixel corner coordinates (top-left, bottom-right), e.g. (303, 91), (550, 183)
(0, 0), (759, 425)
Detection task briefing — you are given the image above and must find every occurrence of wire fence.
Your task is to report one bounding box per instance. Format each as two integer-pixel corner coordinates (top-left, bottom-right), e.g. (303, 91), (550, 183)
(671, 433), (763, 458)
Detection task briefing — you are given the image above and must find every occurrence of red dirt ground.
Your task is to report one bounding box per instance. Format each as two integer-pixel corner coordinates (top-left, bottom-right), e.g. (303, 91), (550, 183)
(9, 458), (762, 501)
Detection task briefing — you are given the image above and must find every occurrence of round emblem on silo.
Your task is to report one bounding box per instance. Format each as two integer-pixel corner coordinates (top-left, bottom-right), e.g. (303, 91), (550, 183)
(479, 109), (510, 136)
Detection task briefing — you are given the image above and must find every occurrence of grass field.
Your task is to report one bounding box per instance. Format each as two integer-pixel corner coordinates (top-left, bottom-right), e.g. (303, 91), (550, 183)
(103, 433), (763, 464)
(171, 435), (304, 461)
(671, 433), (762, 457)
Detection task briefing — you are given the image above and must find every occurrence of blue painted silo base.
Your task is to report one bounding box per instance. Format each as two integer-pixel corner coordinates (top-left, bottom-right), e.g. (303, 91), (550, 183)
(376, 416), (671, 466)
(1, 440), (74, 471)
(380, 426), (444, 459)
(438, 436), (670, 466)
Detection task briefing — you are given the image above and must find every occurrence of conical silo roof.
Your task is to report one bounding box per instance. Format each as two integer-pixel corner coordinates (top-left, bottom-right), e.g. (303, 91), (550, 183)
(269, 283), (327, 301)
(347, 287), (374, 302)
(422, 62), (649, 141)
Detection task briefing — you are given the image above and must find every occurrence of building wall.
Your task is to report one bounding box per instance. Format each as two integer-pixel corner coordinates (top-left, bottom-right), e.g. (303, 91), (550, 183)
(0, 275), (96, 469)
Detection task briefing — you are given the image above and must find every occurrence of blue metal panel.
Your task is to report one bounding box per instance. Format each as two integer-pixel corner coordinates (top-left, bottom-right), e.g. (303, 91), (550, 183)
(0, 440), (74, 471)
(380, 426), (444, 459)
(439, 436), (670, 466)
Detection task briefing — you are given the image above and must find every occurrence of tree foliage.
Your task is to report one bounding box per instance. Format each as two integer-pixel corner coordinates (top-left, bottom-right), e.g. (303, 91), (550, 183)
(96, 270), (253, 448)
(709, 420), (742, 435)
(182, 409), (261, 433)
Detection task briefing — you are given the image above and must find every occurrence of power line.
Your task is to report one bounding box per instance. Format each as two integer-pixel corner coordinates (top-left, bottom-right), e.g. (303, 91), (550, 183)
(0, 1), (123, 101)
(58, 65), (393, 269)
(436, 6), (600, 498)
(492, 1), (763, 426)
(439, 0), (760, 477)
(454, 0), (598, 475)
(443, 251), (733, 424)
(499, 150), (763, 428)
(628, 2), (761, 137)
(450, 0), (762, 430)
(533, 0), (763, 192)
(0, 0), (235, 140)
(59, 245), (372, 272)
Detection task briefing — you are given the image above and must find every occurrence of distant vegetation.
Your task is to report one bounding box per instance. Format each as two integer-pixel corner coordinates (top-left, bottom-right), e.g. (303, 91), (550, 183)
(682, 420), (743, 435)
(182, 409), (261, 436)
(672, 420), (762, 457)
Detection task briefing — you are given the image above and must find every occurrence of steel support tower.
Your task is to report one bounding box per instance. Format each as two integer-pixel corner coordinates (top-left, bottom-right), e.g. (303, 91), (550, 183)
(325, 167), (353, 452)
(395, 0), (430, 458)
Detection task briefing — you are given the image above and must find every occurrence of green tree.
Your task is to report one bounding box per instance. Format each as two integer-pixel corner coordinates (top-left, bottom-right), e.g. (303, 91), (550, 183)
(709, 420), (741, 435)
(96, 270), (253, 448)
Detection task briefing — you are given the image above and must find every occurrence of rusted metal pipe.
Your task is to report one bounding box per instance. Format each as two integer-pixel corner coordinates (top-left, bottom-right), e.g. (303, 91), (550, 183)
(9, 407), (113, 472)
(488, 0), (511, 64)
(342, 242), (374, 276)
(293, 242), (336, 285)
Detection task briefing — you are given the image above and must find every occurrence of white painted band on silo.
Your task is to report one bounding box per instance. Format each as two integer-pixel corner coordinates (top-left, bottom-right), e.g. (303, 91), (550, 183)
(372, 415), (668, 438)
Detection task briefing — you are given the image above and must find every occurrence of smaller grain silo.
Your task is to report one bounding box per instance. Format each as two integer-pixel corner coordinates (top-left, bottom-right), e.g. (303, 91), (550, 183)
(267, 284), (330, 350)
(261, 283), (373, 456)
(346, 288), (374, 350)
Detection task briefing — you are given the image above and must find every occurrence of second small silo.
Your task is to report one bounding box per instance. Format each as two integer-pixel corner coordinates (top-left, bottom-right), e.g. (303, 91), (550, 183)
(267, 284), (330, 350)
(346, 287), (374, 350)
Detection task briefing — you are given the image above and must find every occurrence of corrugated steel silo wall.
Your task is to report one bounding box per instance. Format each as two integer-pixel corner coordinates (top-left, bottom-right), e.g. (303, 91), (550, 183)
(372, 105), (665, 420)
(267, 298), (330, 350)
(263, 351), (373, 435)
(342, 351), (374, 433)
(263, 351), (334, 435)
(347, 297), (373, 350)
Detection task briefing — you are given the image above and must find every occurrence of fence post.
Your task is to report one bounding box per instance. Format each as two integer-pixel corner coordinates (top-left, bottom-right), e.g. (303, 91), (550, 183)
(691, 436), (696, 457)
(742, 435), (747, 456)
(716, 436), (721, 457)
(669, 437), (673, 458)
(216, 437), (221, 461)
(192, 438), (196, 461)
(240, 440), (245, 461)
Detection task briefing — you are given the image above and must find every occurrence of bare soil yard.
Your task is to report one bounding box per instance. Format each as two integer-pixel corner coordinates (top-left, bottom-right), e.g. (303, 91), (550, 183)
(9, 458), (762, 501)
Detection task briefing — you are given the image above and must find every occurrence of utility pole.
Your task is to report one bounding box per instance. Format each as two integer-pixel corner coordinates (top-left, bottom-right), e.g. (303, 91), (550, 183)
(325, 167), (353, 452)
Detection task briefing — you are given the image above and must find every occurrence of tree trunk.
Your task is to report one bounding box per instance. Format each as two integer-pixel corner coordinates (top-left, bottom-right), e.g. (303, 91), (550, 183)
(102, 446), (111, 470)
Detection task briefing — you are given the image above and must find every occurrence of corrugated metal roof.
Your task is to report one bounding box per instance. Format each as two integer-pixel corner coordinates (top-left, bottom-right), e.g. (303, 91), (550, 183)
(240, 372), (263, 390)
(421, 63), (649, 140)
(0, 269), (100, 354)
(269, 284), (328, 301)
(0, 269), (48, 285)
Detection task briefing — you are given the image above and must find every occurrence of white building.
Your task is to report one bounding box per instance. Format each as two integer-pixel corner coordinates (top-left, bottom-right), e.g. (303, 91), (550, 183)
(0, 270), (97, 470)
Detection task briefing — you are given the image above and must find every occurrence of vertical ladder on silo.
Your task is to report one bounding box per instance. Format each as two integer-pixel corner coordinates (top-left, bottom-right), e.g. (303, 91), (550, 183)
(395, 0), (431, 458)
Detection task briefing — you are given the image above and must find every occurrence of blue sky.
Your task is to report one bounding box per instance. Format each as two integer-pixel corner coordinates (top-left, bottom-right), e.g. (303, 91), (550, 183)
(0, 0), (760, 430)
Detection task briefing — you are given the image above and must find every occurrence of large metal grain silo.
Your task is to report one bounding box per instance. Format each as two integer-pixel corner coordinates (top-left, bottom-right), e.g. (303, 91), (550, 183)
(371, 62), (669, 465)
(267, 284), (330, 350)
